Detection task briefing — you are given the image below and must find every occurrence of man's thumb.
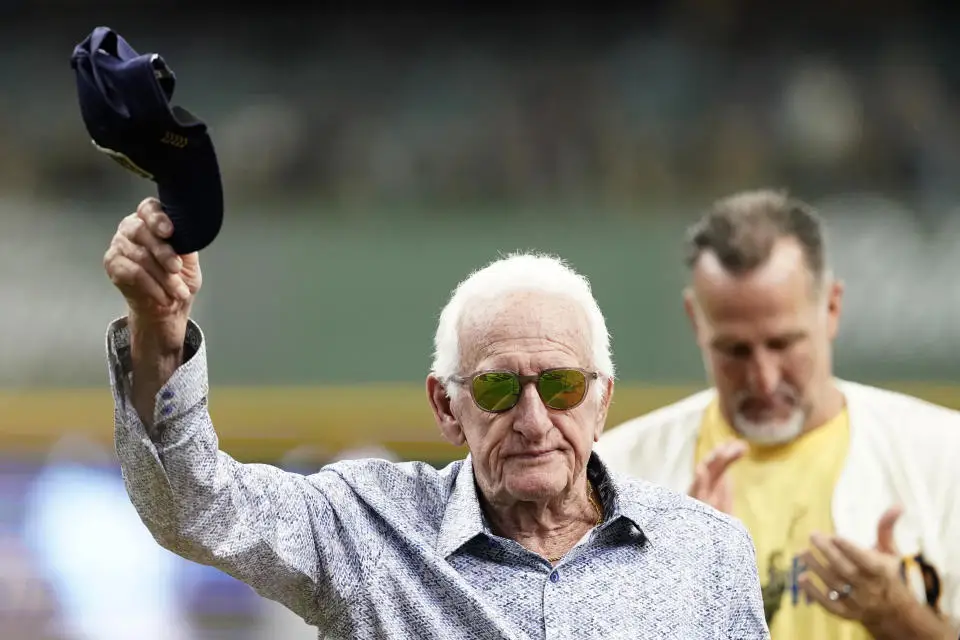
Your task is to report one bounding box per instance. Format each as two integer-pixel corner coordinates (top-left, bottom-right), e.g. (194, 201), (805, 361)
(876, 505), (903, 554)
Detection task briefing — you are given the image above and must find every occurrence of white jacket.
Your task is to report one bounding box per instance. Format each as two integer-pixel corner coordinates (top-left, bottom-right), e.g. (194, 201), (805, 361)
(595, 380), (960, 628)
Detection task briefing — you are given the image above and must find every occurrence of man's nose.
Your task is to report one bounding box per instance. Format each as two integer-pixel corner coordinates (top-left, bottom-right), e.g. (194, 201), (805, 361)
(746, 350), (781, 397)
(511, 383), (552, 439)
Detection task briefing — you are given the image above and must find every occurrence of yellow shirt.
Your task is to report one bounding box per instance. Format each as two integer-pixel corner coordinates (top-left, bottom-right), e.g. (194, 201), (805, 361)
(695, 401), (871, 640)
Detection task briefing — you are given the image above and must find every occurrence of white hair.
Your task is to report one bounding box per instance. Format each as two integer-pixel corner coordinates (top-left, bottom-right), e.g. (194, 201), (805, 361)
(430, 252), (615, 400)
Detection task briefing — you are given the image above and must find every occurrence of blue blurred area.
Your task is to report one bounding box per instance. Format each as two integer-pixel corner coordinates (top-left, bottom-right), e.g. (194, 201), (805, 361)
(2, 454), (262, 640)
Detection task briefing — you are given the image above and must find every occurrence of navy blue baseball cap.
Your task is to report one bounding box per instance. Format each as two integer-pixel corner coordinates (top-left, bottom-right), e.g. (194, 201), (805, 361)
(70, 26), (223, 254)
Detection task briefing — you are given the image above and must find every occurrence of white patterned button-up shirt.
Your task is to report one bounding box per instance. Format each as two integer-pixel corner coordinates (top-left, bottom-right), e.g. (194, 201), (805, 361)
(107, 318), (769, 639)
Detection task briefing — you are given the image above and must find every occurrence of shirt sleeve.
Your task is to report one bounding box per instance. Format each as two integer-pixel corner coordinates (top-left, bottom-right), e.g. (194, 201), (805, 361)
(721, 522), (771, 639)
(106, 317), (382, 628)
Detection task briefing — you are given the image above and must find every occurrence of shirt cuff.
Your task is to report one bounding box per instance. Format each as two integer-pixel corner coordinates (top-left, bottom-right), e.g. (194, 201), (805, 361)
(105, 316), (209, 443)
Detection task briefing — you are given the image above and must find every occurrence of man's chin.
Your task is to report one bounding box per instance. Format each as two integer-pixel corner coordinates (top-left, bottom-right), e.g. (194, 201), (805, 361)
(503, 471), (566, 502)
(733, 415), (804, 446)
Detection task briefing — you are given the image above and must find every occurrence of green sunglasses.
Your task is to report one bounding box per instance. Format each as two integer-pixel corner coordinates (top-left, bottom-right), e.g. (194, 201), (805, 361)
(450, 368), (600, 413)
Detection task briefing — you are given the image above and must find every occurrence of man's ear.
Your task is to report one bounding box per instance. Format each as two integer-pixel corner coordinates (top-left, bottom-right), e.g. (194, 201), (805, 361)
(427, 375), (465, 446)
(593, 377), (615, 442)
(683, 287), (700, 339)
(825, 278), (844, 342)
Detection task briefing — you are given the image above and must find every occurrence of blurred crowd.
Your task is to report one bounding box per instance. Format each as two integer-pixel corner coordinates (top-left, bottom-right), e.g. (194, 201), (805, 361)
(0, 3), (958, 216)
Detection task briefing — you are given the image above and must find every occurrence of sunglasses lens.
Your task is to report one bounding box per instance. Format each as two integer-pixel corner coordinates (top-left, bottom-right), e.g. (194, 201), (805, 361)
(472, 372), (521, 412)
(538, 369), (588, 410)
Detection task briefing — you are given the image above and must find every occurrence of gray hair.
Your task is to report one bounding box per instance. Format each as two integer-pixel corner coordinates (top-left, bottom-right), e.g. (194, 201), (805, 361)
(430, 252), (615, 400)
(684, 189), (828, 285)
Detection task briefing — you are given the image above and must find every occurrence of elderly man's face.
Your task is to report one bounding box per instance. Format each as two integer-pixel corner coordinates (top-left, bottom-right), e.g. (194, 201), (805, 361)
(430, 292), (611, 505)
(685, 238), (843, 445)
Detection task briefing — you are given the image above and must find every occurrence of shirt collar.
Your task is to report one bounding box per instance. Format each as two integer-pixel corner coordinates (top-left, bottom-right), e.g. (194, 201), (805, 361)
(590, 452), (654, 541)
(436, 452), (651, 559)
(437, 455), (487, 559)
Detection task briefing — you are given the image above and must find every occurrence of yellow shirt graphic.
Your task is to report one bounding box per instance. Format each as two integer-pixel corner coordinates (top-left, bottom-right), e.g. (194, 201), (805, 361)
(695, 401), (871, 640)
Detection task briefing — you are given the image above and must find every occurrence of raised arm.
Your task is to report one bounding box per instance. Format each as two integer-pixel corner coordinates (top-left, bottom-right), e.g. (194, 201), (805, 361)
(102, 198), (378, 627)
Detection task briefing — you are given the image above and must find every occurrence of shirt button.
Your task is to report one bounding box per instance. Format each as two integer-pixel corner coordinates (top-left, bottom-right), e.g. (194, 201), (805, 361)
(549, 570), (560, 583)
(160, 390), (175, 400)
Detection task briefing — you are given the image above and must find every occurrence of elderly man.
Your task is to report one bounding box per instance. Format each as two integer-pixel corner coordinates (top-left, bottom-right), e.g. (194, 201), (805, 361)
(102, 197), (769, 639)
(597, 189), (960, 640)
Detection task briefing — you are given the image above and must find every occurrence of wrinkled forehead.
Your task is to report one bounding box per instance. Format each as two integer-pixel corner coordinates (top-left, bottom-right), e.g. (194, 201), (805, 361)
(457, 291), (591, 372)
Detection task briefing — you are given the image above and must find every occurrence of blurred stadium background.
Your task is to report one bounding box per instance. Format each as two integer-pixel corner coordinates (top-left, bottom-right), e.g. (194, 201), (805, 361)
(2, 2), (960, 638)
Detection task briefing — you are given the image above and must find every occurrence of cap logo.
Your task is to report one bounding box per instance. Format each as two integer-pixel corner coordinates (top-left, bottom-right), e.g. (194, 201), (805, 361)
(161, 131), (189, 149)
